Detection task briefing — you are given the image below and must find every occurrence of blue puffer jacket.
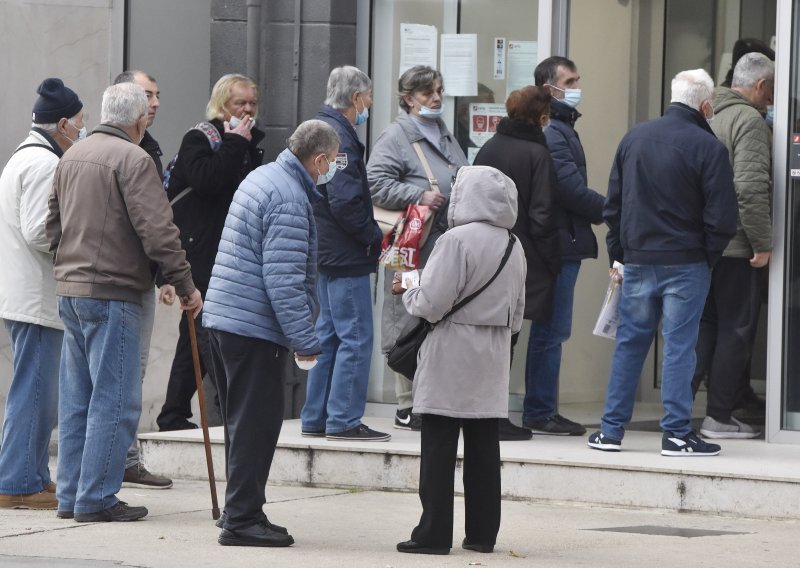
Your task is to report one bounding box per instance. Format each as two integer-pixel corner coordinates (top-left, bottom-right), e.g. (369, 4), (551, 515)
(544, 100), (605, 261)
(202, 148), (323, 356)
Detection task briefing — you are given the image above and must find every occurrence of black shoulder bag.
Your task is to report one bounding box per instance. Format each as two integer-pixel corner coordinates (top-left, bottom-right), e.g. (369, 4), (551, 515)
(387, 231), (517, 380)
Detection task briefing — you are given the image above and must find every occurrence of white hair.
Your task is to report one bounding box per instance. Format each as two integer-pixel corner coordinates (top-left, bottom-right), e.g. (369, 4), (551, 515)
(731, 52), (774, 89)
(100, 82), (147, 126)
(670, 69), (714, 110)
(287, 119), (339, 161)
(324, 66), (372, 110)
(31, 122), (58, 134)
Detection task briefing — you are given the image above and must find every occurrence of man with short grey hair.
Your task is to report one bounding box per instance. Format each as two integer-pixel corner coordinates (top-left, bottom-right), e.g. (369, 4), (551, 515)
(46, 82), (202, 522)
(693, 53), (775, 439)
(588, 69), (738, 456)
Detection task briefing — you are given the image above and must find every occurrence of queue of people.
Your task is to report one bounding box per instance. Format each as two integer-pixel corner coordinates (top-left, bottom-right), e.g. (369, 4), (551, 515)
(0, 43), (774, 555)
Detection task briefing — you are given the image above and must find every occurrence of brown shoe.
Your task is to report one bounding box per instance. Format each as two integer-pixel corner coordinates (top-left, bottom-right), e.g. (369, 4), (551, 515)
(122, 464), (173, 489)
(0, 490), (57, 510)
(46, 481), (56, 493)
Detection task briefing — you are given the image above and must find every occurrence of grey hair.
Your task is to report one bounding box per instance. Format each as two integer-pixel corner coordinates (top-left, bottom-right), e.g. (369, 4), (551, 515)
(113, 70), (157, 85)
(398, 65), (443, 112)
(101, 83), (148, 126)
(286, 119), (339, 161)
(31, 122), (58, 134)
(670, 69), (714, 110)
(324, 66), (372, 110)
(731, 52), (774, 89)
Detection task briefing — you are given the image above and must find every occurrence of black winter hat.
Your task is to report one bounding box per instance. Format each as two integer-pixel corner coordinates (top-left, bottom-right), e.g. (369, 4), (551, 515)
(32, 78), (83, 124)
(732, 38), (775, 65)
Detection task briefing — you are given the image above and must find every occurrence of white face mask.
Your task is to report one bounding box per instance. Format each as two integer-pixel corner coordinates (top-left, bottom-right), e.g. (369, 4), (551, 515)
(66, 119), (87, 145)
(551, 85), (582, 108)
(316, 156), (337, 185)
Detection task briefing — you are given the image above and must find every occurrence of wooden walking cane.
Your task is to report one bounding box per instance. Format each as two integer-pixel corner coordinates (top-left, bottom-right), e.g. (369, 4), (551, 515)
(185, 309), (221, 520)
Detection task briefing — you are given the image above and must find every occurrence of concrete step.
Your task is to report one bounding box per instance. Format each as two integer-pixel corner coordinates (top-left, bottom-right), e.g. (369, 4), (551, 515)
(139, 416), (800, 521)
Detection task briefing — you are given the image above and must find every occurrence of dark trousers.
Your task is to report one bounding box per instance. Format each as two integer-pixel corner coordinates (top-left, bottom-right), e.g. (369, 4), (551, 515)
(692, 257), (761, 421)
(411, 414), (501, 549)
(207, 329), (286, 530)
(157, 310), (214, 429)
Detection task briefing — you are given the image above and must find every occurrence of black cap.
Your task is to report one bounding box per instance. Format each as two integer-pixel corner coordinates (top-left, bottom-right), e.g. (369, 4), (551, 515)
(31, 78), (83, 124)
(732, 38), (775, 65)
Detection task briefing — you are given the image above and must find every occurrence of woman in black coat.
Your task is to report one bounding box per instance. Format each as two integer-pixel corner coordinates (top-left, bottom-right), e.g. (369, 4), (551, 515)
(473, 85), (561, 440)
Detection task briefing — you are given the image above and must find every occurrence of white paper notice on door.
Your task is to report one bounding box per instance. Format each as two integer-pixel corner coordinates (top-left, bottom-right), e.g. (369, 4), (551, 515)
(400, 23), (438, 76)
(506, 40), (537, 98)
(440, 34), (477, 97)
(469, 103), (507, 147)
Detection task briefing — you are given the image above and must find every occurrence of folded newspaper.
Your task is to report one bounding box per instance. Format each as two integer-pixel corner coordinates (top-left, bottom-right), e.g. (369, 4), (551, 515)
(593, 262), (624, 339)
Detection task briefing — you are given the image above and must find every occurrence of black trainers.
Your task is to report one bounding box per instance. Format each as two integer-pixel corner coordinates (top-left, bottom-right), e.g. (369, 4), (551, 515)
(396, 540), (449, 555)
(74, 501), (148, 522)
(524, 414), (586, 436)
(122, 463), (173, 489)
(326, 424), (391, 442)
(394, 408), (422, 431)
(215, 511), (288, 534)
(661, 431), (721, 456)
(300, 429), (325, 438)
(587, 430), (622, 452)
(218, 521), (294, 547)
(158, 419), (199, 432)
(498, 418), (532, 441)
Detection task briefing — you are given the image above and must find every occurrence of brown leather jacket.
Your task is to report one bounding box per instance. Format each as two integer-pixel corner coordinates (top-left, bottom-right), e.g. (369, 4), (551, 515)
(46, 124), (195, 303)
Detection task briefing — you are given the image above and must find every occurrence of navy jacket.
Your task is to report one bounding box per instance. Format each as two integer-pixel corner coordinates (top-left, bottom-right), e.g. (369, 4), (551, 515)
(544, 100), (605, 262)
(604, 103), (738, 267)
(314, 105), (383, 277)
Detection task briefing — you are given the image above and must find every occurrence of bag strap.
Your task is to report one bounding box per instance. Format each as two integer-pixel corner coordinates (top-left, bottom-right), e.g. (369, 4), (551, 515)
(412, 141), (440, 194)
(439, 230), (516, 322)
(13, 143), (59, 158)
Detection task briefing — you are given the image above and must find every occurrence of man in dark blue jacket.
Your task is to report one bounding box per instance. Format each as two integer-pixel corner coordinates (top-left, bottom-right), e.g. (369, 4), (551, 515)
(300, 66), (389, 442)
(588, 69), (737, 457)
(525, 56), (605, 436)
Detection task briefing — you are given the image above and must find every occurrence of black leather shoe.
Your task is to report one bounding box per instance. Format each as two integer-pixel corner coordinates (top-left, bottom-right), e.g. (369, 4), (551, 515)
(215, 511), (288, 535)
(74, 501), (148, 522)
(396, 540), (449, 555)
(218, 522), (294, 547)
(462, 538), (494, 553)
(57, 510), (74, 519)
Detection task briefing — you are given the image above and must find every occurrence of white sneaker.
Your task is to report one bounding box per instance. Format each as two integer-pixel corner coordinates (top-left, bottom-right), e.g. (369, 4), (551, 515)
(699, 416), (760, 439)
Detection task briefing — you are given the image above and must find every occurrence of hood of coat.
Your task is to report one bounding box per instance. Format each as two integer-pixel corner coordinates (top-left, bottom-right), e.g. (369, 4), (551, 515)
(712, 86), (760, 114)
(447, 165), (518, 230)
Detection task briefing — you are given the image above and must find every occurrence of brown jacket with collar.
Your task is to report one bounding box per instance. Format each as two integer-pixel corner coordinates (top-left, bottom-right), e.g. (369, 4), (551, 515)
(46, 124), (195, 303)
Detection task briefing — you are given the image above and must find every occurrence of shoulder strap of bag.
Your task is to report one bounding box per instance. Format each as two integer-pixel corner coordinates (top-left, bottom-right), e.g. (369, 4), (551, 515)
(440, 231), (516, 322)
(13, 143), (59, 158)
(411, 141), (440, 194)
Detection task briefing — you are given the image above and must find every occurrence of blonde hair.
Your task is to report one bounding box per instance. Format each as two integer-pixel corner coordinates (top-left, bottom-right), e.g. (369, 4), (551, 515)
(206, 73), (258, 121)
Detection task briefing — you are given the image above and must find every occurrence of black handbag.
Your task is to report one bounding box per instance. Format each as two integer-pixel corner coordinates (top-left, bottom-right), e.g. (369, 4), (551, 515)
(386, 231), (517, 380)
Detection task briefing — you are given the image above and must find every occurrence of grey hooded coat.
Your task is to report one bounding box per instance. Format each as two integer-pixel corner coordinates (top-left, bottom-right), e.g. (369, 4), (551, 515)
(402, 166), (527, 418)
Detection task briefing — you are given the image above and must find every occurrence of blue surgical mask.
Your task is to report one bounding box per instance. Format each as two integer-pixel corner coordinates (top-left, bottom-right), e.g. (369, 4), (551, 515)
(766, 105), (774, 128)
(552, 85), (582, 108)
(418, 102), (445, 118)
(355, 97), (370, 125)
(316, 158), (337, 185)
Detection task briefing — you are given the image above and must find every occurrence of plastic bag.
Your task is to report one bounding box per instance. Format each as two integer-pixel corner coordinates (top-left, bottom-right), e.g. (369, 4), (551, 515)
(378, 204), (430, 271)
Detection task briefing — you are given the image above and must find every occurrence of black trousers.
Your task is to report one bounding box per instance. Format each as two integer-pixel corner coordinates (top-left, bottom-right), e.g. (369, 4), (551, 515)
(207, 329), (287, 530)
(692, 257), (761, 421)
(157, 310), (216, 429)
(411, 414), (501, 549)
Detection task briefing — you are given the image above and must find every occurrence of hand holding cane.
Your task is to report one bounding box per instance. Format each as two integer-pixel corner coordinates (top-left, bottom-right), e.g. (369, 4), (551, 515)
(183, 297), (220, 520)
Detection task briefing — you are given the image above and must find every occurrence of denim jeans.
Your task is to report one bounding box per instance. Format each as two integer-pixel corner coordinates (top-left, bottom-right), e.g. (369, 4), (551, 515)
(301, 274), (374, 434)
(126, 286), (155, 469)
(523, 261), (580, 422)
(0, 320), (62, 494)
(600, 262), (711, 440)
(56, 297), (142, 514)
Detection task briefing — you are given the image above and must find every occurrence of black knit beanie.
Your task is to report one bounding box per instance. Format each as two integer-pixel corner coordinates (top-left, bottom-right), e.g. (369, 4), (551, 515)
(32, 78), (83, 123)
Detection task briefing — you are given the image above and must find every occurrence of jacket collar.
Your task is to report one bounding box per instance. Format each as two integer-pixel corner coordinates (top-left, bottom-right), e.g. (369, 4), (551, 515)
(277, 148), (323, 203)
(495, 117), (548, 145)
(549, 98), (581, 126)
(30, 128), (63, 158)
(209, 118), (266, 147)
(94, 123), (134, 142)
(318, 105), (359, 141)
(665, 102), (716, 137)
(139, 130), (162, 156)
(396, 111), (452, 145)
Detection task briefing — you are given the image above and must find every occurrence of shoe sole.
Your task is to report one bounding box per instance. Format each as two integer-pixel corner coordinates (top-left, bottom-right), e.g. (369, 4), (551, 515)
(325, 435), (392, 442)
(397, 547), (449, 555)
(588, 442), (621, 452)
(530, 429), (574, 436)
(121, 481), (173, 489)
(0, 503), (57, 510)
(57, 511), (74, 519)
(300, 432), (326, 438)
(661, 449), (720, 456)
(74, 511), (148, 522)
(393, 424), (419, 431)
(218, 534), (294, 547)
(699, 429), (760, 439)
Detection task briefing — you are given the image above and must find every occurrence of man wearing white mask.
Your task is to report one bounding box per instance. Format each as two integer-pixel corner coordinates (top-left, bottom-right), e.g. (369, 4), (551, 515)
(521, 57), (605, 437)
(0, 78), (84, 510)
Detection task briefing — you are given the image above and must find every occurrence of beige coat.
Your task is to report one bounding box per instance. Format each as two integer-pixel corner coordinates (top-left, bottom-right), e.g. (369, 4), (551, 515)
(402, 166), (526, 418)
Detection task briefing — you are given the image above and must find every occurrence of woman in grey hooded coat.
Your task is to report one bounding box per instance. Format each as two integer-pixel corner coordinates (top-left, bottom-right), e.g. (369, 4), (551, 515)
(393, 166), (526, 556)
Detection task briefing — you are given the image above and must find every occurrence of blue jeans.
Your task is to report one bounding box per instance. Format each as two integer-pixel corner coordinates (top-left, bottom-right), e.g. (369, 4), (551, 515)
(56, 297), (142, 514)
(600, 263), (711, 440)
(0, 320), (62, 494)
(301, 274), (373, 434)
(523, 261), (580, 422)
(125, 287), (156, 469)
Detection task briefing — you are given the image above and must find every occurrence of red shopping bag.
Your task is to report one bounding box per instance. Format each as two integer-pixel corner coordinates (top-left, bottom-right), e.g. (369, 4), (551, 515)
(379, 203), (430, 271)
